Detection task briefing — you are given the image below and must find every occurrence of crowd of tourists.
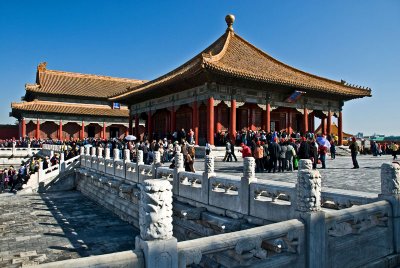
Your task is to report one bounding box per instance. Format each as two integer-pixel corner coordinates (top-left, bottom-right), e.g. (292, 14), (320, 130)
(2, 128), (399, 194)
(225, 132), (337, 173)
(0, 155), (60, 193)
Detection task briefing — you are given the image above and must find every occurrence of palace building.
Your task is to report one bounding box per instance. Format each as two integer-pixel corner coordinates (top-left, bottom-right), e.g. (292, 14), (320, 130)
(10, 15), (371, 144)
(11, 62), (146, 140)
(111, 15), (371, 145)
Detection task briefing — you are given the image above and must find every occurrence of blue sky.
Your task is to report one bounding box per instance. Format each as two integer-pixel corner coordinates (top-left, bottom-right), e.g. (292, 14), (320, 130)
(0, 1), (399, 135)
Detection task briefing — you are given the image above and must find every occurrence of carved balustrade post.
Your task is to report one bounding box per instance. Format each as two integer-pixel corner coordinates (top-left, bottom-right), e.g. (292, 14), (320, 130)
(97, 147), (103, 158)
(135, 179), (177, 268)
(202, 155), (216, 204)
(173, 152), (185, 195)
(50, 150), (54, 160)
(135, 150), (144, 183)
(152, 151), (162, 179)
(124, 149), (130, 162)
(296, 159), (325, 267)
(80, 146), (85, 166)
(113, 148), (120, 160)
(60, 152), (65, 172)
(240, 157), (257, 214)
(104, 148), (111, 160)
(27, 142), (32, 156)
(137, 150), (144, 165)
(90, 147), (96, 157)
(380, 162), (400, 253)
(85, 146), (90, 156)
(38, 161), (44, 184)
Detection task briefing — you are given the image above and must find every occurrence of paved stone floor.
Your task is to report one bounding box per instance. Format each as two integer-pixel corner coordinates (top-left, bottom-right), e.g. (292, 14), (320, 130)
(194, 154), (397, 194)
(0, 191), (138, 267)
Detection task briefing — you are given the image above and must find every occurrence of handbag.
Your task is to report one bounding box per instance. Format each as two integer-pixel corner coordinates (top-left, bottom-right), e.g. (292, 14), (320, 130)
(294, 157), (299, 169)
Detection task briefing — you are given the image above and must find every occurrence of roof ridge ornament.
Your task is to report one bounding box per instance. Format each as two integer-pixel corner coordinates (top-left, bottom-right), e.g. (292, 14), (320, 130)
(37, 62), (47, 72)
(225, 14), (235, 32)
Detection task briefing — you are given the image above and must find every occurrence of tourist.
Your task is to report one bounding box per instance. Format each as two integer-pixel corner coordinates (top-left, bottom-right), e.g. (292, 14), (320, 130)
(268, 139), (280, 173)
(286, 141), (296, 172)
(254, 141), (264, 173)
(330, 139), (336, 159)
(349, 137), (360, 169)
(318, 143), (327, 169)
(239, 143), (252, 158)
(205, 140), (211, 155)
(298, 137), (310, 160)
(188, 128), (195, 144)
(278, 139), (287, 172)
(309, 139), (318, 169)
(223, 140), (233, 162)
(391, 142), (399, 160)
(230, 140), (238, 162)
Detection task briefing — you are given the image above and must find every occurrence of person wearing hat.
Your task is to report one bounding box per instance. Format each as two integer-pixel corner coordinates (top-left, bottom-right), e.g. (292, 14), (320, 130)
(349, 137), (360, 169)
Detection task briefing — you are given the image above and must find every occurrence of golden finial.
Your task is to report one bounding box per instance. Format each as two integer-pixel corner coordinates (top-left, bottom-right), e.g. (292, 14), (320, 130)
(225, 14), (235, 32)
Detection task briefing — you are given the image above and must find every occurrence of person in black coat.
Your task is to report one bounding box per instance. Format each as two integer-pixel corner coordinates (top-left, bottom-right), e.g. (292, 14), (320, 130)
(298, 137), (310, 159)
(268, 139), (281, 173)
(309, 139), (318, 169)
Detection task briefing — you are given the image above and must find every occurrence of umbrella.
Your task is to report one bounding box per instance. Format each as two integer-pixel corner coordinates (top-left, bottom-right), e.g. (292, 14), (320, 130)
(316, 136), (331, 148)
(125, 135), (137, 141)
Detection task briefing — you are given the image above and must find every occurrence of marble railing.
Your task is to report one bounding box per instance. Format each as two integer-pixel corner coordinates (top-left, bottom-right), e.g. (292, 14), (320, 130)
(75, 147), (383, 223)
(42, 144), (63, 152)
(178, 219), (305, 267)
(72, 148), (400, 268)
(0, 144), (40, 157)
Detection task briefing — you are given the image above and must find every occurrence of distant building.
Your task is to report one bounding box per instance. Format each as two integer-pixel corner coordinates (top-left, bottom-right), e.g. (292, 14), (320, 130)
(10, 63), (146, 140)
(111, 15), (372, 145)
(0, 124), (18, 139)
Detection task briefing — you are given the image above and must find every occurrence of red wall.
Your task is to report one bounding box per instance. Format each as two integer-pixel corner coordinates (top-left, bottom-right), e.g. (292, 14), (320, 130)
(0, 124), (19, 139)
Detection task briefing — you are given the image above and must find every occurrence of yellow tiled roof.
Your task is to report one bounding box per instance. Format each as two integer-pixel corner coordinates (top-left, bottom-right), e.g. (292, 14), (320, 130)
(11, 100), (128, 118)
(28, 63), (146, 99)
(111, 31), (371, 101)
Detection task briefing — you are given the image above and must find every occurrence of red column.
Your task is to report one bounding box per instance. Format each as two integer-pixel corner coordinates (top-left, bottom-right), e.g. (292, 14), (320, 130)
(170, 107), (176, 133)
(125, 127), (129, 136)
(207, 97), (214, 145)
(80, 121), (85, 140)
(338, 111), (343, 145)
(303, 108), (308, 134)
(135, 115), (139, 138)
(229, 99), (236, 140)
(264, 103), (271, 133)
(288, 111), (293, 134)
(128, 114), (133, 135)
(216, 104), (222, 132)
(58, 120), (63, 140)
(36, 119), (40, 139)
(309, 112), (315, 133)
(192, 101), (199, 145)
(248, 108), (253, 130)
(321, 118), (327, 135)
(285, 112), (290, 133)
(21, 118), (26, 138)
(327, 111), (332, 135)
(147, 111), (152, 140)
(102, 122), (107, 139)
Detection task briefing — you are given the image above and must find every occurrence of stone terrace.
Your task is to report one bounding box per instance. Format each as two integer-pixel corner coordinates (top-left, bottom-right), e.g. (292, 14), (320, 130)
(0, 191), (138, 267)
(194, 155), (394, 193)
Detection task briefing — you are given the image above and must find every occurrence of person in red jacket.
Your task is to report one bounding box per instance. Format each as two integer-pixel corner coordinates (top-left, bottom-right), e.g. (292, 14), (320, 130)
(240, 143), (252, 158)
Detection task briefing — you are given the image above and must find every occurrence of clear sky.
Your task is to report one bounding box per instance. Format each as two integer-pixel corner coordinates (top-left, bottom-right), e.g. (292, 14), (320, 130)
(0, 1), (399, 136)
